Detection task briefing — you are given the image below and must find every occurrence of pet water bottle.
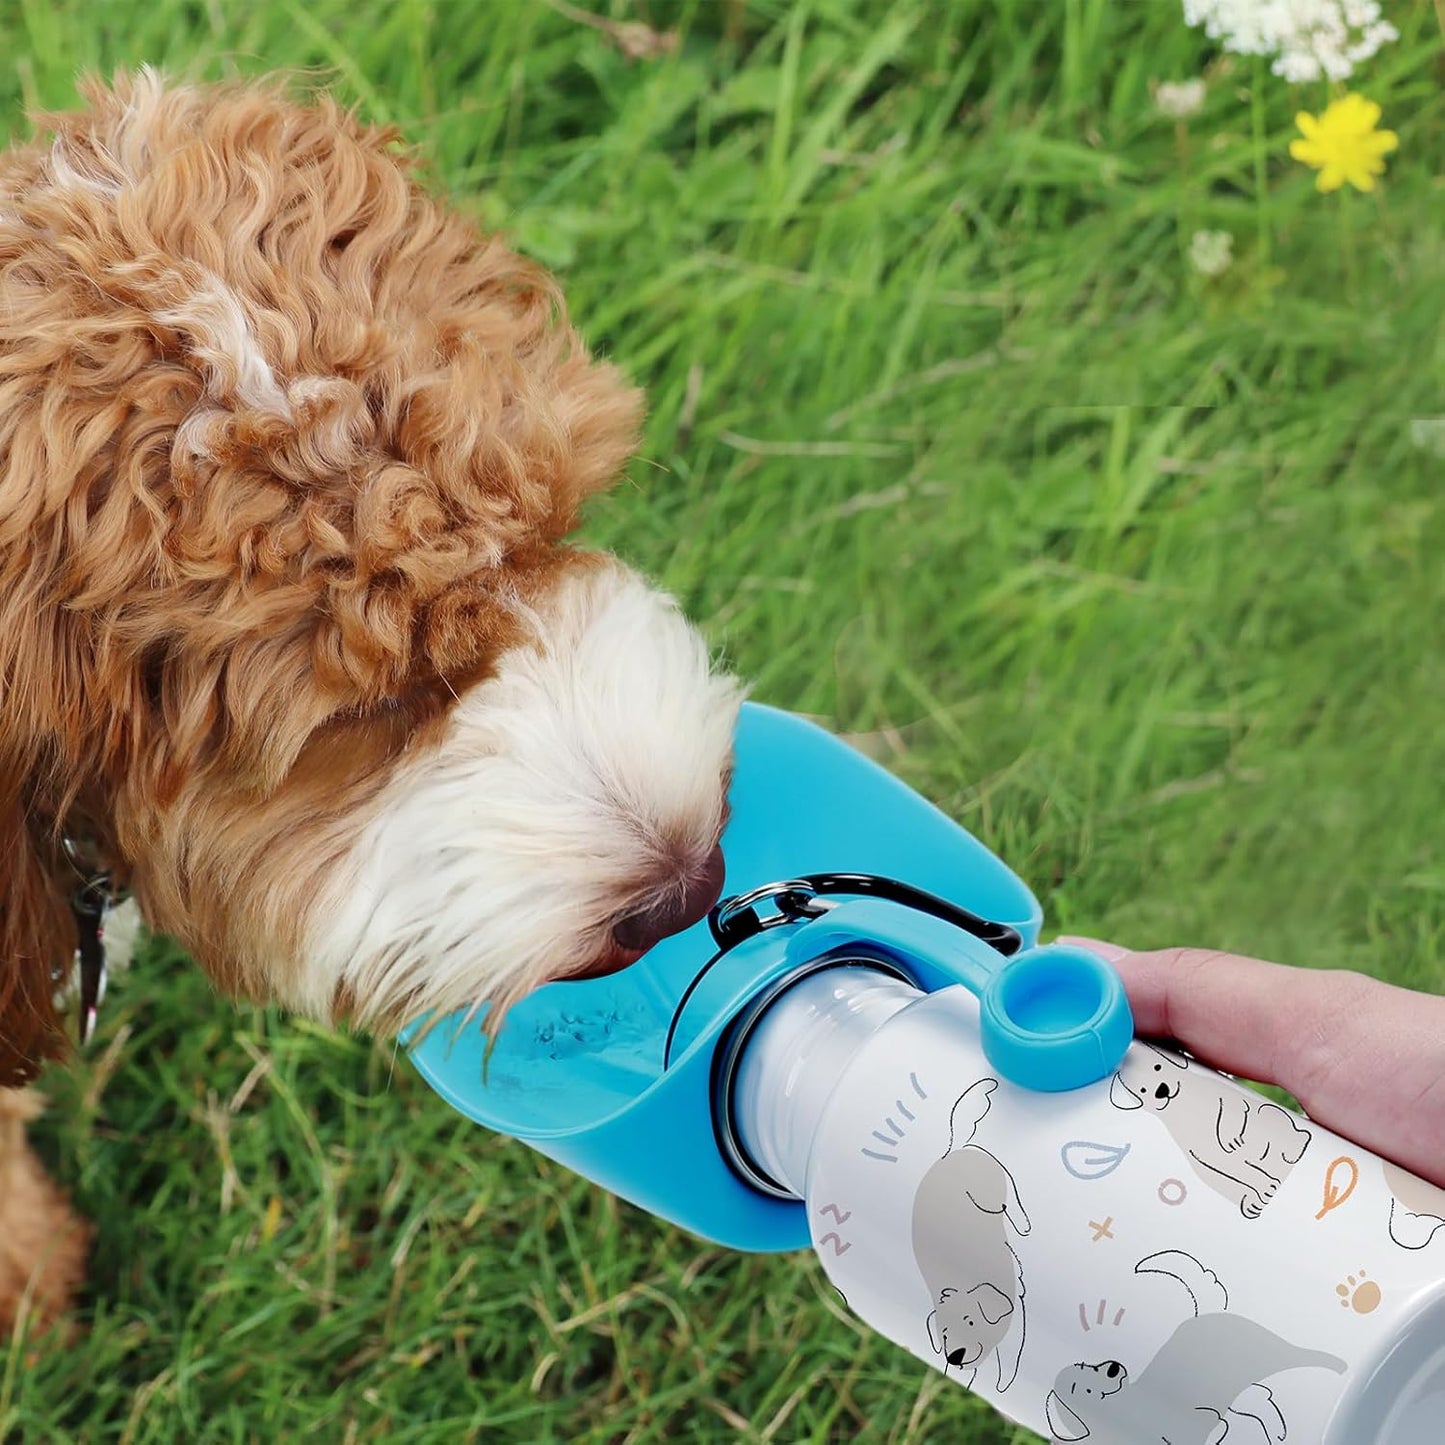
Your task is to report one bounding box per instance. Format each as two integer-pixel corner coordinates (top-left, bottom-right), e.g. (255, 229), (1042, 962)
(410, 704), (1445, 1445)
(730, 960), (1445, 1445)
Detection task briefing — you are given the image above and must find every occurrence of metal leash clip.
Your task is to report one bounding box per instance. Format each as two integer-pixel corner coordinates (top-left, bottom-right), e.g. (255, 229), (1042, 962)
(709, 879), (836, 949)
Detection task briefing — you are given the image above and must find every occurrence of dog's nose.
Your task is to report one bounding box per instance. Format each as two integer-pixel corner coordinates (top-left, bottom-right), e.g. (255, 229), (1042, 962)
(1104, 1361), (1125, 1379)
(611, 844), (726, 955)
(1154, 1084), (1171, 1100)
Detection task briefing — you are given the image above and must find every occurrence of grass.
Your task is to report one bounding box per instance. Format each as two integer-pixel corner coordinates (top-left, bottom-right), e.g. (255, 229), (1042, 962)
(3, 0), (1443, 1440)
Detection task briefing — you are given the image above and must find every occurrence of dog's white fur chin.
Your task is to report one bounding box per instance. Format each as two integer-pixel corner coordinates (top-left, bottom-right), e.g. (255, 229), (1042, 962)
(299, 563), (743, 1030)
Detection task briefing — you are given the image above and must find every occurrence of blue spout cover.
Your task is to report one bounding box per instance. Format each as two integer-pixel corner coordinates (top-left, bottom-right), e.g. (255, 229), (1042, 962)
(406, 704), (1131, 1252)
(785, 900), (1132, 1093)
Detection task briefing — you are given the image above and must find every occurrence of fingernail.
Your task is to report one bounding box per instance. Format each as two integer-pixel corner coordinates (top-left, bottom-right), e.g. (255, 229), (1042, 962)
(1056, 935), (1128, 963)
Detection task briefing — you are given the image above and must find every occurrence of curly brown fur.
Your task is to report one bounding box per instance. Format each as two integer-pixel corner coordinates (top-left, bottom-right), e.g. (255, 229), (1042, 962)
(0, 70), (672, 1084)
(0, 1089), (90, 1336)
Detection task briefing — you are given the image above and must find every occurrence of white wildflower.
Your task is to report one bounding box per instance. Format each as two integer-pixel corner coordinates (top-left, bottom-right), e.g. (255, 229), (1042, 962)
(1410, 420), (1445, 458)
(101, 896), (146, 975)
(1189, 229), (1234, 277)
(1156, 79), (1208, 119)
(1182, 0), (1398, 83)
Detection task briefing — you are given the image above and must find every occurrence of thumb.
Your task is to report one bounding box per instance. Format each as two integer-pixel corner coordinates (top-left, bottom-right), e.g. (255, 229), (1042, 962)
(1056, 936), (1364, 1085)
(1057, 936), (1445, 1189)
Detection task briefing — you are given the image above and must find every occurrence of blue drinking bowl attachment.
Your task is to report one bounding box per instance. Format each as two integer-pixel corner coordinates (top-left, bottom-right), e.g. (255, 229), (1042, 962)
(406, 704), (1133, 1252)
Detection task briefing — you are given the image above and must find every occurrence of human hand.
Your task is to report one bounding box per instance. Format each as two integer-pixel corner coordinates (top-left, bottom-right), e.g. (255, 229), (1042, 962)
(1058, 939), (1445, 1191)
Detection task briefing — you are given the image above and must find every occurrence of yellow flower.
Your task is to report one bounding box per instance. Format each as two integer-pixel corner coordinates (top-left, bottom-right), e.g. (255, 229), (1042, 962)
(1290, 93), (1399, 193)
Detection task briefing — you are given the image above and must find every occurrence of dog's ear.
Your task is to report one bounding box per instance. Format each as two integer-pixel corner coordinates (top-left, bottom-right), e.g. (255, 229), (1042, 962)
(0, 780), (73, 1086)
(1145, 1042), (1187, 1069)
(1045, 1391), (1092, 1442)
(925, 1310), (942, 1355)
(1109, 1074), (1142, 1110)
(968, 1281), (1014, 1327)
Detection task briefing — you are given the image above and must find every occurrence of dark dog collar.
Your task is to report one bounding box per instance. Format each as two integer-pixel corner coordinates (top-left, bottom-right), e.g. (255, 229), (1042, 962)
(61, 836), (124, 1046)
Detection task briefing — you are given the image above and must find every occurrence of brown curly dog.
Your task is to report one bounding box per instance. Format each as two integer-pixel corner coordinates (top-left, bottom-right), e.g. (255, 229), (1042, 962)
(0, 70), (741, 1330)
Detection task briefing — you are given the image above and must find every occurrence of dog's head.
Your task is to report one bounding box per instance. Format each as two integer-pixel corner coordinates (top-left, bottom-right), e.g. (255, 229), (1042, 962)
(1109, 1044), (1188, 1112)
(1044, 1360), (1127, 1441)
(925, 1282), (1014, 1371)
(0, 71), (741, 1083)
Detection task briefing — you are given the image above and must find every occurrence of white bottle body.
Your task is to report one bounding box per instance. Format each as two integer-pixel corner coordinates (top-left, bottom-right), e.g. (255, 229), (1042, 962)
(735, 966), (1445, 1444)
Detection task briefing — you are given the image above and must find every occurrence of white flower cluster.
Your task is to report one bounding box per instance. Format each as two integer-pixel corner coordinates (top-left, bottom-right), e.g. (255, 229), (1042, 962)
(1182, 0), (1399, 82)
(1189, 229), (1235, 277)
(1190, 228), (1236, 275)
(1156, 78), (1208, 118)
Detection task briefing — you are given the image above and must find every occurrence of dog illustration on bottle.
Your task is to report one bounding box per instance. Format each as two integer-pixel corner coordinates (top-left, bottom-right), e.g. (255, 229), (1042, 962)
(1384, 1162), (1445, 1251)
(912, 1078), (1029, 1392)
(1110, 1044), (1311, 1218)
(1045, 1251), (1347, 1443)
